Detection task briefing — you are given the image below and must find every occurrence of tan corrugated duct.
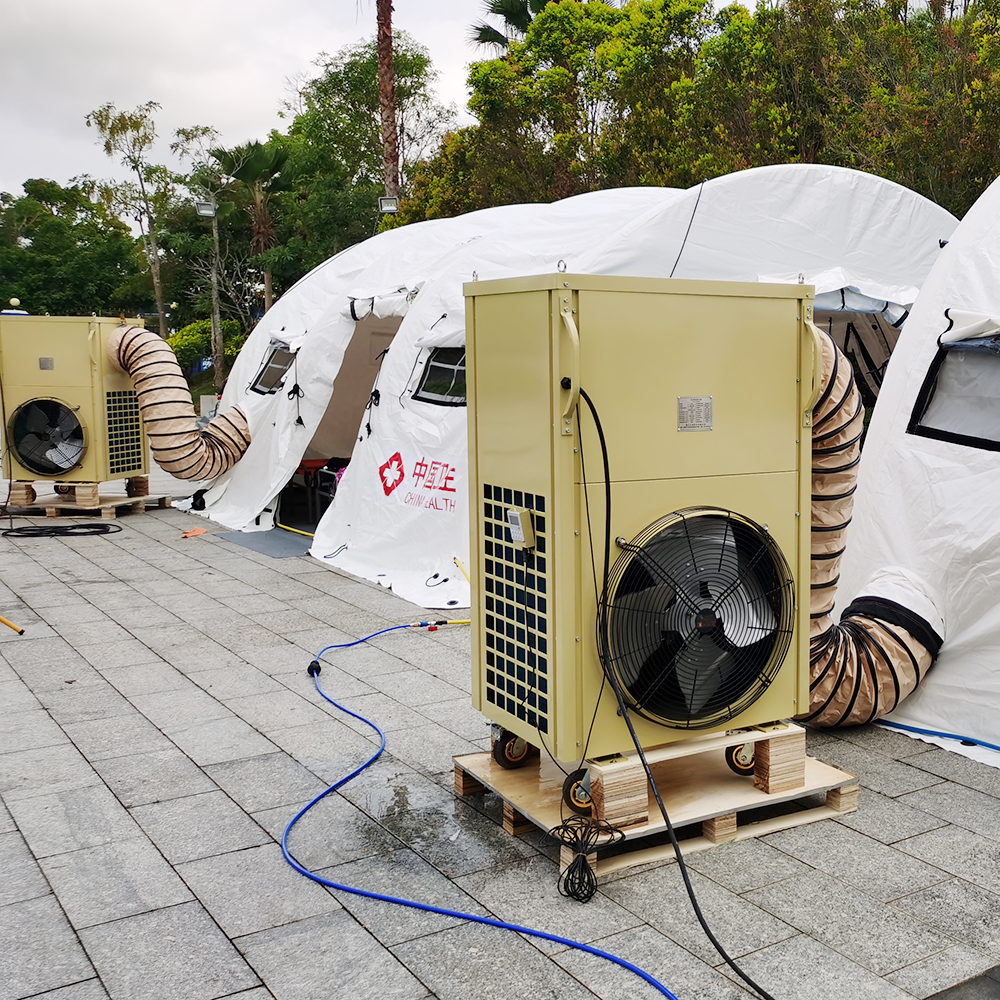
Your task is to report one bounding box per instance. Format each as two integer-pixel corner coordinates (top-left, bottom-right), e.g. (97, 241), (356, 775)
(109, 325), (251, 481)
(798, 327), (941, 727)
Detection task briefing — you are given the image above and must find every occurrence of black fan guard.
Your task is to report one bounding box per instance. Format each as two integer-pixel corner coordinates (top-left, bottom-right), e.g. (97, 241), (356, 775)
(602, 507), (795, 730)
(8, 398), (86, 477)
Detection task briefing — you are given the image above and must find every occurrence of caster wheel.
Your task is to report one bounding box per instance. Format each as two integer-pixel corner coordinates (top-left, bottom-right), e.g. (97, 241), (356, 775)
(54, 484), (71, 495)
(492, 729), (531, 769)
(562, 768), (593, 815)
(725, 743), (756, 777)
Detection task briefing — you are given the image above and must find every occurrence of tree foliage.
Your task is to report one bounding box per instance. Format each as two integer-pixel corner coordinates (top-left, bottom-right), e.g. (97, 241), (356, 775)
(0, 179), (143, 315)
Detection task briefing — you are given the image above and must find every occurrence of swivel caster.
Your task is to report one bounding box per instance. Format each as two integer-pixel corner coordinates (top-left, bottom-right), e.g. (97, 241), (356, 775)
(725, 742), (756, 777)
(492, 728), (531, 769)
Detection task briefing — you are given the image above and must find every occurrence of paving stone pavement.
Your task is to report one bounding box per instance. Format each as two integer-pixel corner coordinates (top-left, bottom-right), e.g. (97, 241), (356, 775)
(2, 505), (1000, 999)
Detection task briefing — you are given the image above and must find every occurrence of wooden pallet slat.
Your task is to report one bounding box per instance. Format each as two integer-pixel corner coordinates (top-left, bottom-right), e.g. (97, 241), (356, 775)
(22, 493), (172, 519)
(454, 723), (856, 878)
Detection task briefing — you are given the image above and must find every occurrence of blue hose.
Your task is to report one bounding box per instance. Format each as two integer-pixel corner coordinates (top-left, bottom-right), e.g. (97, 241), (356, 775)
(282, 646), (682, 1000)
(877, 719), (1000, 755)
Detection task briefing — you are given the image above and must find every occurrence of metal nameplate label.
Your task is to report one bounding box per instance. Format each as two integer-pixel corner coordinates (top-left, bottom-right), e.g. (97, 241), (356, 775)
(678, 395), (713, 431)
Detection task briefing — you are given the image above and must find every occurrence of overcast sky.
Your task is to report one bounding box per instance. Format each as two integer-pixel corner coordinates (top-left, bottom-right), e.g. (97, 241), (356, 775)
(1, 0), (486, 197)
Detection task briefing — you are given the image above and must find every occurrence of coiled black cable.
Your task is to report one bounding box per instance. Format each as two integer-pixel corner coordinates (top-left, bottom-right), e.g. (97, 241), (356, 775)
(548, 815), (624, 902)
(2, 522), (123, 538)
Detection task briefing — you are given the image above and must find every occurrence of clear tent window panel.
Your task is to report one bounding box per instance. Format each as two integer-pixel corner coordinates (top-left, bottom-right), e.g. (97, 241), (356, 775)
(908, 340), (1000, 451)
(413, 347), (467, 406)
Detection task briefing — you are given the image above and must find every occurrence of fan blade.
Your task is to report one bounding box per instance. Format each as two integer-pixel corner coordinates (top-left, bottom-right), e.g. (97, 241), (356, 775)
(22, 403), (52, 436)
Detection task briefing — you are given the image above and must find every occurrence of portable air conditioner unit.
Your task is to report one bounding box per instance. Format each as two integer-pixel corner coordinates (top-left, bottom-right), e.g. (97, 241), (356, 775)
(464, 274), (815, 774)
(0, 316), (149, 484)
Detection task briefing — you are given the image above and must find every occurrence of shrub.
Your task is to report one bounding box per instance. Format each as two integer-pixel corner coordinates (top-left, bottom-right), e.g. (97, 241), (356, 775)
(168, 319), (245, 372)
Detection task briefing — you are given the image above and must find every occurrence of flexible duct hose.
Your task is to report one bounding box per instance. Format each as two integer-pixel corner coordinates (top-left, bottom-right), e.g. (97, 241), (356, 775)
(109, 325), (251, 481)
(799, 328), (941, 727)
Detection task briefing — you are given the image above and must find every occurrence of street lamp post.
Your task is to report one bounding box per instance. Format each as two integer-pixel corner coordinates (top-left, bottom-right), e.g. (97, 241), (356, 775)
(195, 200), (225, 392)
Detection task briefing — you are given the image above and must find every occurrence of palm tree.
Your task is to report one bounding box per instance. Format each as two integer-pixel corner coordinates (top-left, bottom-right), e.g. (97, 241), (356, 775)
(211, 142), (289, 313)
(469, 0), (552, 48)
(377, 0), (400, 197)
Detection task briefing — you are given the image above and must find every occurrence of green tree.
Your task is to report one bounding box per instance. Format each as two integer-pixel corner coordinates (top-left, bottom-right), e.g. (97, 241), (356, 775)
(0, 179), (144, 316)
(86, 101), (174, 338)
(211, 141), (290, 313)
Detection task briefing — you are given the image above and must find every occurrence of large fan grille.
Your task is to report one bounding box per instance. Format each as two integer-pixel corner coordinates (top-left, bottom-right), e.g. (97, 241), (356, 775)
(481, 485), (549, 734)
(8, 398), (85, 477)
(106, 390), (144, 475)
(604, 508), (794, 730)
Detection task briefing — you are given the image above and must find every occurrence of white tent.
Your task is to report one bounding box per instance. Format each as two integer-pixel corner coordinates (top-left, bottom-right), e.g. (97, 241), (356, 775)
(191, 164), (957, 610)
(840, 173), (1000, 759)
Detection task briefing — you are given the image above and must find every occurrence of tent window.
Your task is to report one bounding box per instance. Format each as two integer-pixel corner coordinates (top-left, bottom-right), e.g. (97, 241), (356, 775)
(908, 339), (1000, 451)
(249, 344), (297, 395)
(413, 347), (466, 406)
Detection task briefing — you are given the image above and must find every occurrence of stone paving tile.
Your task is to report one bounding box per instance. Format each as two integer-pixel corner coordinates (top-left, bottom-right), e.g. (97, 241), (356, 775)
(34, 681), (136, 726)
(75, 638), (169, 670)
(457, 854), (645, 955)
(32, 980), (110, 999)
(38, 604), (111, 627)
(0, 676), (42, 715)
(887, 946), (997, 999)
(897, 826), (1000, 896)
(236, 909), (427, 1000)
(62, 712), (174, 761)
(0, 829), (51, 906)
(391, 921), (596, 1000)
(317, 847), (489, 947)
(80, 901), (260, 1000)
(808, 738), (946, 797)
(718, 933), (916, 999)
(834, 786), (951, 844)
(892, 878), (1000, 958)
(413, 697), (489, 742)
(39, 835), (192, 928)
(235, 640), (317, 675)
(909, 748), (1000, 799)
(52, 620), (134, 647)
(763, 819), (949, 902)
(130, 789), (271, 864)
(226, 690), (331, 733)
(254, 792), (401, 870)
(204, 752), (328, 814)
(828, 723), (937, 759)
(90, 745), (217, 806)
(932, 974), (1000, 999)
(601, 863), (796, 965)
(0, 743), (103, 802)
(6, 784), (140, 859)
(167, 716), (279, 766)
(266, 718), (381, 785)
(743, 868), (951, 976)
(900, 782), (1000, 843)
(553, 923), (750, 1000)
(131, 685), (235, 732)
(178, 842), (341, 937)
(317, 691), (425, 736)
(685, 837), (812, 894)
(99, 659), (189, 698)
(189, 664), (285, 700)
(102, 604), (184, 629)
(0, 799), (13, 833)
(0, 895), (97, 1000)
(378, 722), (483, 777)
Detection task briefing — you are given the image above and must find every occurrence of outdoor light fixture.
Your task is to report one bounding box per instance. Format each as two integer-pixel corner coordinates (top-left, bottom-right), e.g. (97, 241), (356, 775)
(378, 196), (399, 214)
(195, 201), (217, 217)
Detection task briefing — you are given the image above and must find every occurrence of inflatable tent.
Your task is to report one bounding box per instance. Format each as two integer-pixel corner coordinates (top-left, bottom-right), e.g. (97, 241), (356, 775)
(840, 174), (1000, 758)
(190, 164), (957, 609)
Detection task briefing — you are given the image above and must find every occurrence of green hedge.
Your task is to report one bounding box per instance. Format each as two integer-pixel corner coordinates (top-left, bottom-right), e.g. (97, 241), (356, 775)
(167, 319), (245, 372)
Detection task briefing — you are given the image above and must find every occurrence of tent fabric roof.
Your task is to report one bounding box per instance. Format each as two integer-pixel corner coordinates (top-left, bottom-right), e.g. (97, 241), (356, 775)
(191, 164), (958, 612)
(839, 173), (1000, 758)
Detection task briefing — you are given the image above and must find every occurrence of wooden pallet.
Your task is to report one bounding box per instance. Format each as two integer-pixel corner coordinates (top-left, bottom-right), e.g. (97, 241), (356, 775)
(455, 723), (857, 878)
(14, 493), (172, 520)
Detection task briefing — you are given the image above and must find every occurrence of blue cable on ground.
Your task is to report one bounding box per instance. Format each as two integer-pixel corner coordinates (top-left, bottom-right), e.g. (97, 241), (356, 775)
(281, 636), (682, 1000)
(877, 719), (1000, 755)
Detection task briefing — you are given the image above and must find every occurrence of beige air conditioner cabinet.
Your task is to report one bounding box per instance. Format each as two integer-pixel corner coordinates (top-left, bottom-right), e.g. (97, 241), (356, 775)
(1, 316), (149, 484)
(464, 275), (815, 769)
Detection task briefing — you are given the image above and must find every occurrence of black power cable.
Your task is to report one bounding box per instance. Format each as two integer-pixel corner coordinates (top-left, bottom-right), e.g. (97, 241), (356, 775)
(578, 386), (777, 1000)
(2, 523), (123, 538)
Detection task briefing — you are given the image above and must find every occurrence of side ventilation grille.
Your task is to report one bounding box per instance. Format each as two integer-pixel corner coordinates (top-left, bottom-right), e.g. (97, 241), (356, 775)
(106, 390), (144, 475)
(482, 485), (550, 733)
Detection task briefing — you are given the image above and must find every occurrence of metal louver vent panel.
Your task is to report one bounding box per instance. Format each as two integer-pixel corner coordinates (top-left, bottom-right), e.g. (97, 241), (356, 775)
(106, 390), (144, 475)
(482, 484), (550, 734)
